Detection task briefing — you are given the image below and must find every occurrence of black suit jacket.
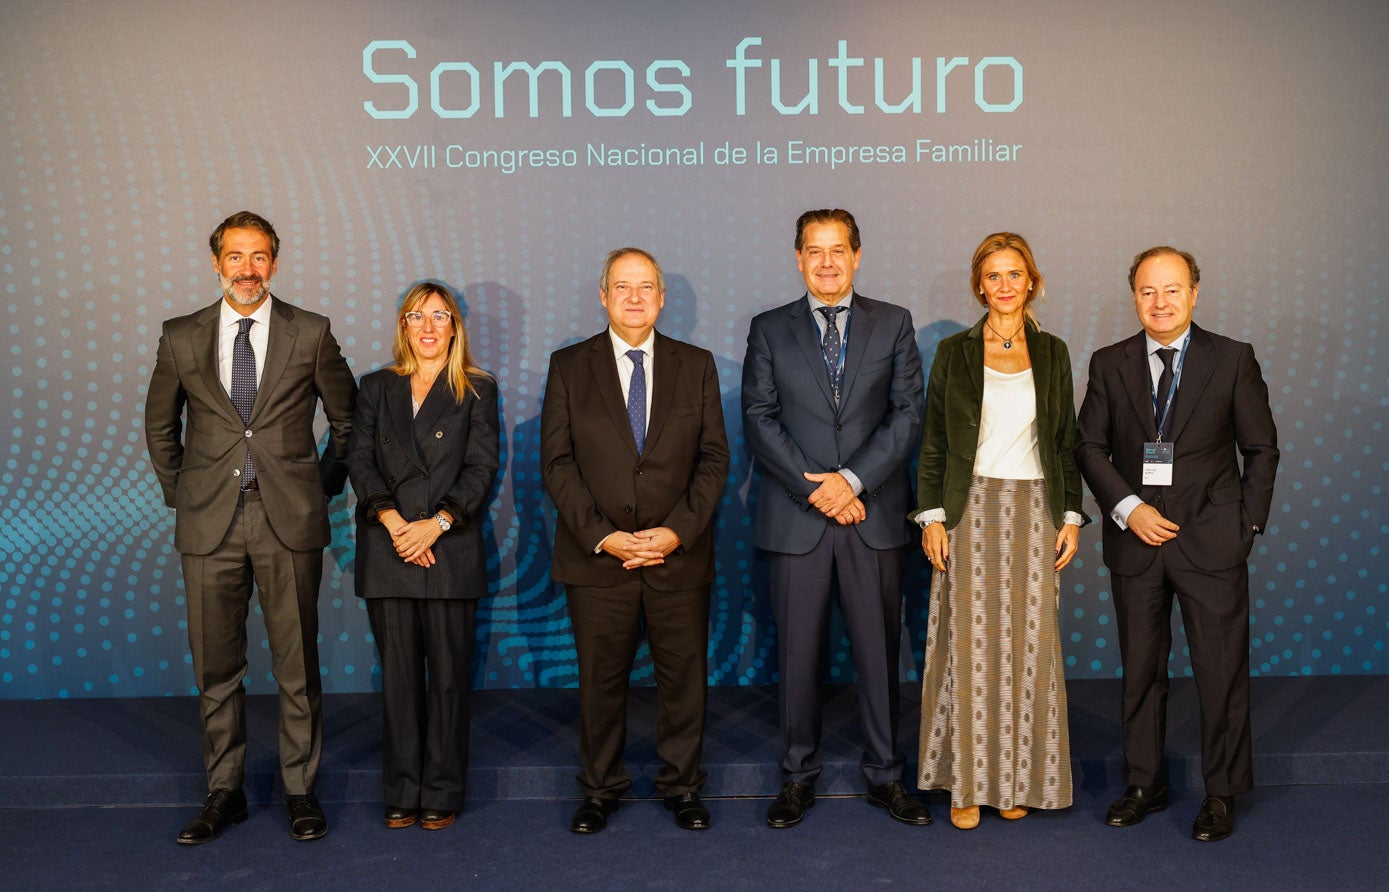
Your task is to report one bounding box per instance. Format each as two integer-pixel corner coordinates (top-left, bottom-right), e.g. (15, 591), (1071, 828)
(347, 369), (500, 600)
(1075, 323), (1279, 575)
(540, 330), (729, 591)
(144, 296), (357, 554)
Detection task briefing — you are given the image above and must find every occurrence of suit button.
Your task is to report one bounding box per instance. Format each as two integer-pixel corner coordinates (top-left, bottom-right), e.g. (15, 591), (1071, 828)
(624, 506), (633, 513)
(836, 424), (844, 431)
(420, 473), (429, 479)
(244, 430), (253, 438)
(418, 511), (429, 519)
(233, 468), (241, 477)
(383, 435), (391, 443)
(435, 431), (443, 439)
(388, 476), (396, 483)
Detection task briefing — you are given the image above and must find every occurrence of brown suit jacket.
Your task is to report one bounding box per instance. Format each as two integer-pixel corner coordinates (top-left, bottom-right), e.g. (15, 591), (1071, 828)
(144, 296), (357, 554)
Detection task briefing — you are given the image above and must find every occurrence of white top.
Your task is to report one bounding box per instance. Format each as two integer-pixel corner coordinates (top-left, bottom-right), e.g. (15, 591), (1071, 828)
(217, 297), (271, 394)
(974, 366), (1043, 480)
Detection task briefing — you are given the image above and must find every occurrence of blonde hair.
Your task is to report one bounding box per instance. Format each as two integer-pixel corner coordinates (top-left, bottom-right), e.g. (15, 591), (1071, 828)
(391, 282), (490, 401)
(969, 231), (1045, 327)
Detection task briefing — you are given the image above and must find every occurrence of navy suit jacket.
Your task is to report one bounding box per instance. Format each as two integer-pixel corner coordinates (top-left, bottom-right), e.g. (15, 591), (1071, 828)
(1075, 323), (1279, 575)
(742, 293), (924, 554)
(347, 369), (500, 600)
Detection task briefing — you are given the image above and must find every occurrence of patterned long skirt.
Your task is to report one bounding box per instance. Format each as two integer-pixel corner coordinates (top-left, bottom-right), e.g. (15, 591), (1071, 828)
(916, 475), (1072, 810)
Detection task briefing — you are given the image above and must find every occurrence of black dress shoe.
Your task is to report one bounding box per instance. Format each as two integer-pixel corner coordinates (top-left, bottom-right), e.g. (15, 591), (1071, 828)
(570, 797), (619, 834)
(384, 806), (417, 829)
(766, 782), (815, 829)
(1192, 796), (1234, 842)
(867, 781), (933, 826)
(1105, 784), (1168, 827)
(287, 793), (327, 841)
(177, 788), (248, 845)
(664, 792), (712, 830)
(420, 809), (458, 831)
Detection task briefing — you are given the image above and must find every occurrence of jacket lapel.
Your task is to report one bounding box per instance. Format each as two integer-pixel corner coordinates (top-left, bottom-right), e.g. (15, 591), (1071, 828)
(587, 333), (640, 459)
(385, 373), (428, 472)
(964, 316), (986, 408)
(1119, 333), (1158, 440)
(250, 297), (296, 420)
(1162, 324), (1214, 444)
(192, 302), (243, 424)
(412, 374), (452, 440)
(1023, 320), (1050, 424)
(642, 333), (679, 455)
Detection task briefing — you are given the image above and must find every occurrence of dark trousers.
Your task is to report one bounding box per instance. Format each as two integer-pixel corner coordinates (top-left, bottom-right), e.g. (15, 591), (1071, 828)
(181, 490), (324, 795)
(366, 597), (477, 811)
(565, 578), (710, 800)
(770, 525), (906, 788)
(1112, 544), (1253, 797)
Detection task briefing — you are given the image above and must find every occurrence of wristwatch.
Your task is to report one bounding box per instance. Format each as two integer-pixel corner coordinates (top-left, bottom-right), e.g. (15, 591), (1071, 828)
(434, 513), (452, 532)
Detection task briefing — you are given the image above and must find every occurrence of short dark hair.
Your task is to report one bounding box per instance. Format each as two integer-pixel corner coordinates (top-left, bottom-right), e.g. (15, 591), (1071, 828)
(599, 247), (665, 295)
(1128, 246), (1200, 291)
(794, 208), (860, 252)
(209, 211), (280, 259)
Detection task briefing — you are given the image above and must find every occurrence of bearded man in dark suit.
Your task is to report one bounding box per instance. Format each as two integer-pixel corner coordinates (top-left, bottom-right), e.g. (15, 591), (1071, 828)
(145, 211), (356, 844)
(541, 247), (729, 833)
(1076, 246), (1278, 842)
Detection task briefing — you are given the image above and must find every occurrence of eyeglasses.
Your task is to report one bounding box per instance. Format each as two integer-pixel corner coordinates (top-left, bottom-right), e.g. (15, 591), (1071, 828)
(403, 310), (453, 328)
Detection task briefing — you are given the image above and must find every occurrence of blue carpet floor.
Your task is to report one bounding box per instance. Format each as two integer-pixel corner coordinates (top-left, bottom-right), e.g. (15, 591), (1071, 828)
(3, 785), (1387, 890)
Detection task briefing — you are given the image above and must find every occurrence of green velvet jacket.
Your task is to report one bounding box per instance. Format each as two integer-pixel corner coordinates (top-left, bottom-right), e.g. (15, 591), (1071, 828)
(914, 315), (1089, 530)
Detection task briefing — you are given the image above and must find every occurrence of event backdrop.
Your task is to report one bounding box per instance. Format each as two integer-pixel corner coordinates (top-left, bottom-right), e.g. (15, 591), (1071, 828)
(1, 0), (1385, 698)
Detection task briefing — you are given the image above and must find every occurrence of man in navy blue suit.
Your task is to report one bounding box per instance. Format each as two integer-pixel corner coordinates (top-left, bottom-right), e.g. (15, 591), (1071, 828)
(742, 209), (928, 828)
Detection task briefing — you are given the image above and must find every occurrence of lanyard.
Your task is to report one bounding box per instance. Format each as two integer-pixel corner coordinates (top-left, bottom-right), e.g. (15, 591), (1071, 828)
(1150, 339), (1188, 441)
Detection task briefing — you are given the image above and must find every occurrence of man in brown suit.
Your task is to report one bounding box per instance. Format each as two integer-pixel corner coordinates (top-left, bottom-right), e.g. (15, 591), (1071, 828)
(145, 211), (356, 844)
(541, 247), (729, 833)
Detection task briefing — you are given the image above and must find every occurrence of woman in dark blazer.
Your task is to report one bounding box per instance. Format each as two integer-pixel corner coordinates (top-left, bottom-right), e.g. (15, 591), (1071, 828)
(913, 233), (1088, 830)
(347, 282), (500, 831)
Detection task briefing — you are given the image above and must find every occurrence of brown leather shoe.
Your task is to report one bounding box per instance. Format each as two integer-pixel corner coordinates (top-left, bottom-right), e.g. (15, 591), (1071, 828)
(950, 806), (980, 830)
(998, 805), (1029, 820)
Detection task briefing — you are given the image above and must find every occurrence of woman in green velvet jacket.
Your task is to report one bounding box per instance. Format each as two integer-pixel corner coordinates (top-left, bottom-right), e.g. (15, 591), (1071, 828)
(913, 232), (1088, 830)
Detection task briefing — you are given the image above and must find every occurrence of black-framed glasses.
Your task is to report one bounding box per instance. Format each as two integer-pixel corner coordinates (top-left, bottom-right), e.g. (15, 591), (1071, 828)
(403, 310), (452, 328)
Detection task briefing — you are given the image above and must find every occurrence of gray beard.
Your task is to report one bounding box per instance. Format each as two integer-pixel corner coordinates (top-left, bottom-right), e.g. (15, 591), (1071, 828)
(222, 277), (269, 305)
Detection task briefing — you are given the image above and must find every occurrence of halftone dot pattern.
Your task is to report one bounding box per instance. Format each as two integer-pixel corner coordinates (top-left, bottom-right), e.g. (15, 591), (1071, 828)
(2, 1), (1387, 698)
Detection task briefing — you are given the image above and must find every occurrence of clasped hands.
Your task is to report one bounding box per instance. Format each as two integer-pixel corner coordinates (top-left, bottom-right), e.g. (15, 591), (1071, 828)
(603, 527), (681, 570)
(380, 508), (447, 567)
(804, 471), (864, 525)
(1126, 502), (1179, 547)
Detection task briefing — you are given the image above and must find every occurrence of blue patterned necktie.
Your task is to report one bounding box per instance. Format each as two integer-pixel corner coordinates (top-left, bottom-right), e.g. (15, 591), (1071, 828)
(818, 305), (846, 403)
(626, 348), (646, 454)
(231, 317), (258, 487)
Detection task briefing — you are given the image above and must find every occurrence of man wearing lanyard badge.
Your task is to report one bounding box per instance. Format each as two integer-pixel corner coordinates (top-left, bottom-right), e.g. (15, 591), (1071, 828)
(1076, 247), (1279, 842)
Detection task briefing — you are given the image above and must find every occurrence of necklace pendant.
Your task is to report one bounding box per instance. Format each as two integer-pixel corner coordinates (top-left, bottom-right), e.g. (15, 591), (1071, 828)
(1003, 339), (1012, 350)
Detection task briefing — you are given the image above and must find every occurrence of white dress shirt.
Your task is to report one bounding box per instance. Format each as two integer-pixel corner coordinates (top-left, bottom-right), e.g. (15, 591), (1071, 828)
(217, 297), (272, 395)
(607, 326), (655, 434)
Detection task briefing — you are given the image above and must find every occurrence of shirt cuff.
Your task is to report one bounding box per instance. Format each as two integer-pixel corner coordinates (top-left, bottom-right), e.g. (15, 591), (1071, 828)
(1062, 511), (1086, 528)
(838, 469), (864, 495)
(594, 532), (616, 554)
(913, 508), (946, 528)
(1111, 495), (1143, 530)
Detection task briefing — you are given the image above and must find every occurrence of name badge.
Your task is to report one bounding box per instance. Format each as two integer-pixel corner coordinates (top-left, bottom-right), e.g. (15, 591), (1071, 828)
(1142, 441), (1174, 486)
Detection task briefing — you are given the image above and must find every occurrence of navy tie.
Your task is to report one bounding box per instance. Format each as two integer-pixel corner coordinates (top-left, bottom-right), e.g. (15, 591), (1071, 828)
(232, 317), (258, 488)
(626, 348), (646, 454)
(818, 305), (846, 403)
